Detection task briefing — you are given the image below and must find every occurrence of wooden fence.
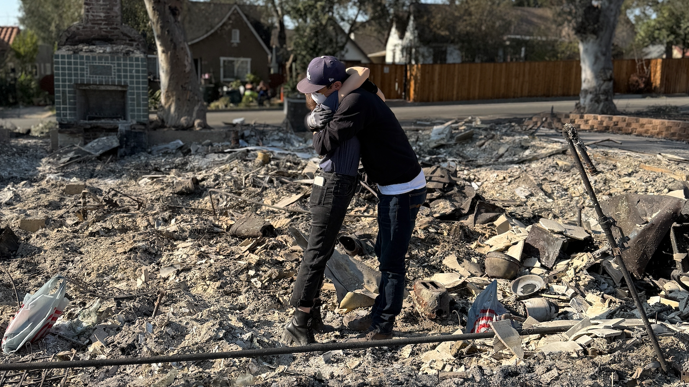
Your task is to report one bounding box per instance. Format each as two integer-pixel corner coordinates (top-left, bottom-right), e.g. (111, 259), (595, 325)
(363, 58), (689, 103)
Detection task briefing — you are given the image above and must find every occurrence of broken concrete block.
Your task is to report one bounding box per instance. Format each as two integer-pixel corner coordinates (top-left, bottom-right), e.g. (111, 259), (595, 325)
(575, 335), (593, 347)
(564, 317), (591, 339)
(64, 183), (86, 195)
(0, 226), (20, 258)
(506, 240), (525, 261)
(19, 218), (46, 233)
(428, 273), (465, 289)
(173, 177), (199, 195)
(490, 319), (523, 359)
(494, 214), (511, 235)
(539, 219), (565, 233)
(562, 224), (591, 240)
(540, 341), (582, 355)
(523, 225), (566, 269)
(454, 129), (474, 143)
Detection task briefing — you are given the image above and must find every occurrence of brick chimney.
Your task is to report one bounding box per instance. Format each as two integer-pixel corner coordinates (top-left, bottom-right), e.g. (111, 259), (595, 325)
(57, 0), (144, 50)
(83, 0), (122, 27)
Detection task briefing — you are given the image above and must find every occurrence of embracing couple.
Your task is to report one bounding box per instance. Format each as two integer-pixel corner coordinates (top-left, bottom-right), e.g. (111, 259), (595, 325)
(282, 56), (427, 345)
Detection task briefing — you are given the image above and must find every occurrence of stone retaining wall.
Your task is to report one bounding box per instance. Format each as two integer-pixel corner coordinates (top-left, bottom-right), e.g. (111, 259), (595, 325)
(527, 113), (689, 142)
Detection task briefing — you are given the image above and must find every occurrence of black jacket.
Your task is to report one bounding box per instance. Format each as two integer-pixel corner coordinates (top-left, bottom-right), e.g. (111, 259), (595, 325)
(312, 87), (421, 186)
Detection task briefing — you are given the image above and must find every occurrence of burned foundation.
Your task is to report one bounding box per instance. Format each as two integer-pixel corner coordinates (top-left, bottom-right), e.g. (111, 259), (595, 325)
(54, 0), (148, 152)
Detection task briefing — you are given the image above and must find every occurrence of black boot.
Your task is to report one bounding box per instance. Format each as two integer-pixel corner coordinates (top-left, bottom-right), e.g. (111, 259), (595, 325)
(310, 299), (326, 333)
(282, 309), (316, 346)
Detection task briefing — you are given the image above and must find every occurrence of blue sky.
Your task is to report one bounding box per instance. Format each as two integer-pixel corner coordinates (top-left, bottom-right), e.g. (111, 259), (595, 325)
(0, 0), (21, 26)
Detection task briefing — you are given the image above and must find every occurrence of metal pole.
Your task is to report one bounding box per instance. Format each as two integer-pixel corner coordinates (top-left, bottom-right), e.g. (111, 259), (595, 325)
(568, 126), (598, 175)
(561, 123), (669, 374)
(0, 326), (569, 371)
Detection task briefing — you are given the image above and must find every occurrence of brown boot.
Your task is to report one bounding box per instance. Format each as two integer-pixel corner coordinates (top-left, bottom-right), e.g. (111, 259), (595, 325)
(349, 326), (393, 342)
(343, 312), (373, 332)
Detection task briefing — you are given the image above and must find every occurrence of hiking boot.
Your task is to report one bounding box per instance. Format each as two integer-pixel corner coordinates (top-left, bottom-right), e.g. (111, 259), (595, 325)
(282, 310), (316, 346)
(349, 326), (393, 342)
(343, 312), (373, 332)
(364, 326), (393, 341)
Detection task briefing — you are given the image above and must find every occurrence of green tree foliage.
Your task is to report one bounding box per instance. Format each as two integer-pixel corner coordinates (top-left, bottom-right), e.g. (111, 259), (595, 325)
(285, 0), (341, 72)
(11, 30), (39, 75)
(19, 0), (82, 47)
(452, 0), (516, 62)
(122, 0), (156, 51)
(635, 0), (689, 57)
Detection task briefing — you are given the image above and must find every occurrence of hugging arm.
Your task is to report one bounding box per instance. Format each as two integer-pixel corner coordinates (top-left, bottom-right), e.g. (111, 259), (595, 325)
(339, 67), (370, 103)
(312, 100), (367, 155)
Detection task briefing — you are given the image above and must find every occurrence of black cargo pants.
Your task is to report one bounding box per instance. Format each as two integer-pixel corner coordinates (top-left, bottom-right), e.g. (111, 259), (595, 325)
(290, 171), (358, 308)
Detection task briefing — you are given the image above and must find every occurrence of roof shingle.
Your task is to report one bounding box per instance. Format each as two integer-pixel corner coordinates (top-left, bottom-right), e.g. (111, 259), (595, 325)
(0, 26), (20, 46)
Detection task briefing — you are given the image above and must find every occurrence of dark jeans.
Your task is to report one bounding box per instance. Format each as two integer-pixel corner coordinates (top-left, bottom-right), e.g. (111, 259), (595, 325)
(290, 172), (358, 308)
(370, 187), (426, 333)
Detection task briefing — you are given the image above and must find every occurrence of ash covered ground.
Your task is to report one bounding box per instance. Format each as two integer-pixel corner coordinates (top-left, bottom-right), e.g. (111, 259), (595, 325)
(2, 113), (689, 386)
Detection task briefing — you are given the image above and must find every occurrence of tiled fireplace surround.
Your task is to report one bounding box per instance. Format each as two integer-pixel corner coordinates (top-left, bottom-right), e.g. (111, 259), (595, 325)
(54, 0), (148, 128)
(54, 53), (148, 124)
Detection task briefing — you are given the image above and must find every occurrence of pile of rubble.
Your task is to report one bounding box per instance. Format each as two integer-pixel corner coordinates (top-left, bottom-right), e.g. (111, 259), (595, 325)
(1, 117), (689, 386)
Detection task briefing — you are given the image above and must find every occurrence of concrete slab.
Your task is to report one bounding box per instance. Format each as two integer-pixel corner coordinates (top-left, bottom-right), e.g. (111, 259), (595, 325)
(20, 218), (46, 232)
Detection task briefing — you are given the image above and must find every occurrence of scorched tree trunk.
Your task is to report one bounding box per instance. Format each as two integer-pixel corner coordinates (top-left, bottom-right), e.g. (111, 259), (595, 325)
(573, 0), (624, 115)
(144, 0), (206, 129)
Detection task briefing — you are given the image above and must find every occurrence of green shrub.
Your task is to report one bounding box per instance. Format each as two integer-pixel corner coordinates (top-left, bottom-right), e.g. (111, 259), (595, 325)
(16, 73), (38, 105)
(240, 91), (258, 107)
(209, 96), (232, 110)
(246, 73), (261, 85)
(148, 89), (161, 110)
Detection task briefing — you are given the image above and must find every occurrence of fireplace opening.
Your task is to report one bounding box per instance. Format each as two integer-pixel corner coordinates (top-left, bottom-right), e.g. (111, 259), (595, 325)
(76, 85), (128, 121)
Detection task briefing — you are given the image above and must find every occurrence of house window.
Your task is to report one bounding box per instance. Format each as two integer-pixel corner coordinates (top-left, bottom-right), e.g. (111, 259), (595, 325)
(231, 29), (240, 43)
(221, 57), (250, 81)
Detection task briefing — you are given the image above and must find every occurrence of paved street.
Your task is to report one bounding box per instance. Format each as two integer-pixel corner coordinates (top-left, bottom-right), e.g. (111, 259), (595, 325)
(206, 94), (689, 127)
(2, 94), (688, 130)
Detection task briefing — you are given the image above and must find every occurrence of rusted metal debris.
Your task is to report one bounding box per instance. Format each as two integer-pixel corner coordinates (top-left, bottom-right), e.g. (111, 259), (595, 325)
(599, 194), (684, 277)
(562, 122), (669, 374)
(412, 280), (451, 320)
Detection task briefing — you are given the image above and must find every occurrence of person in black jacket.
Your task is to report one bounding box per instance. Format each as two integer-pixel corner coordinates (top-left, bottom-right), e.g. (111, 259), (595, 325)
(311, 79), (427, 341)
(282, 57), (383, 346)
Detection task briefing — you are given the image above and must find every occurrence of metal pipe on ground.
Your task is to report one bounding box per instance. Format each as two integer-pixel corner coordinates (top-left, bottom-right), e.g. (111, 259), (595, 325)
(0, 326), (570, 371)
(561, 123), (669, 374)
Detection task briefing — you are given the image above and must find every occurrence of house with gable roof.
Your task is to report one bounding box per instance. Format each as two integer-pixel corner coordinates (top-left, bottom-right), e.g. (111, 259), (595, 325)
(179, 2), (273, 84)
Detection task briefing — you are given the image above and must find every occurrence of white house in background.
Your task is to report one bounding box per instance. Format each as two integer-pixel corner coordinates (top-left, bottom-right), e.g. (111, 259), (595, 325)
(386, 4), (636, 65)
(385, 3), (463, 65)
